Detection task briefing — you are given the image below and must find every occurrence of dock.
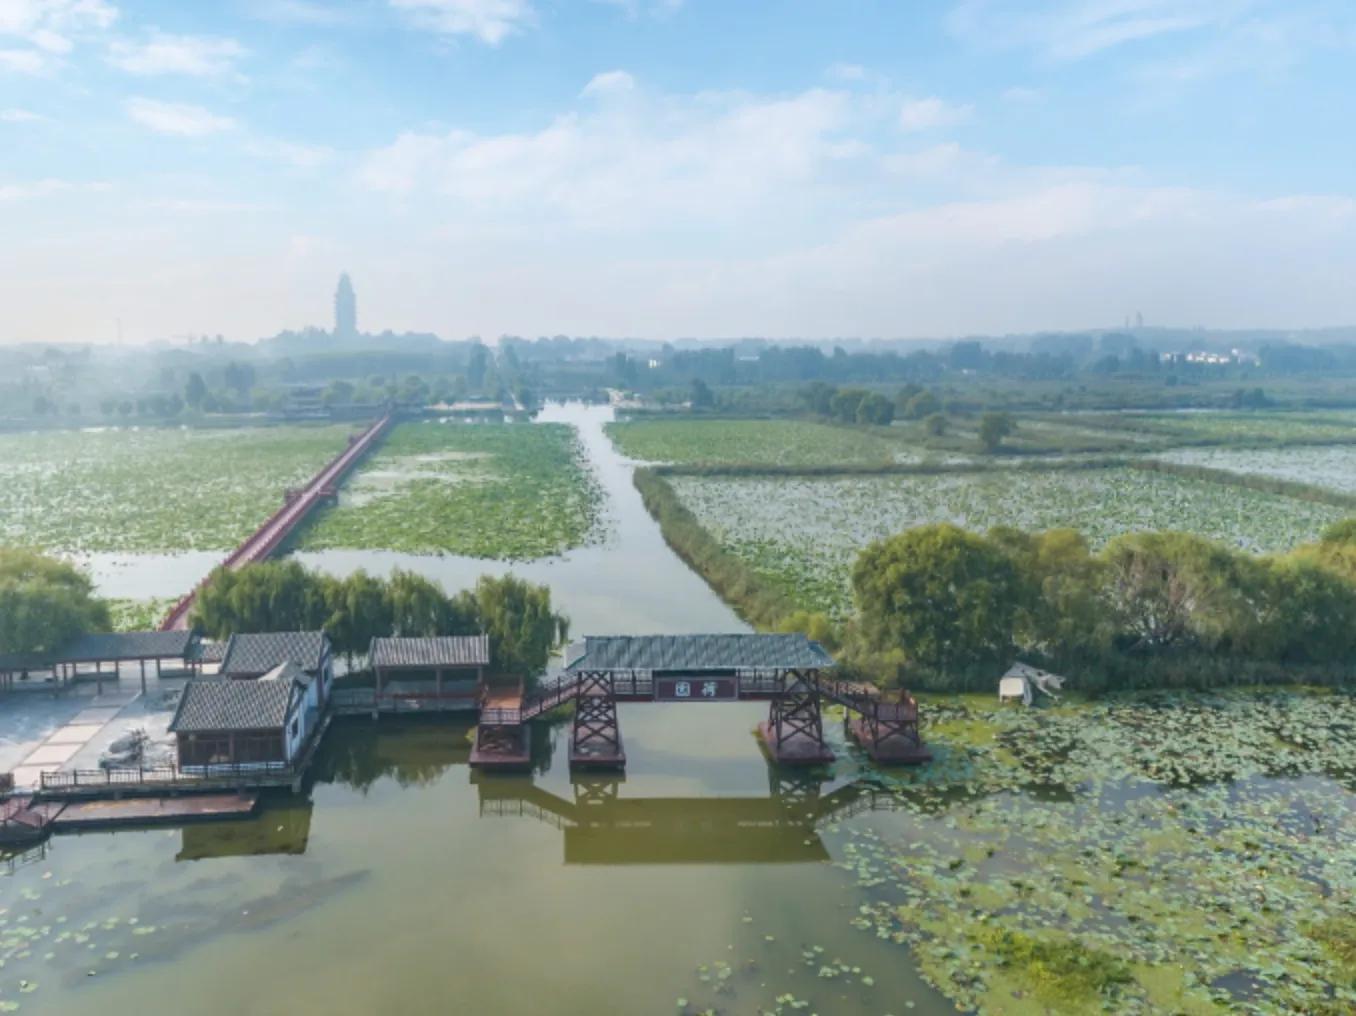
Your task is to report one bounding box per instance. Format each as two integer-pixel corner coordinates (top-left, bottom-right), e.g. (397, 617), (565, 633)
(52, 792), (260, 831)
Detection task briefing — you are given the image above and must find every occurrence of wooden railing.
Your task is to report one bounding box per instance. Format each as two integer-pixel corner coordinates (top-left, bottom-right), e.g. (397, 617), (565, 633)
(160, 413), (392, 631)
(39, 761), (293, 794)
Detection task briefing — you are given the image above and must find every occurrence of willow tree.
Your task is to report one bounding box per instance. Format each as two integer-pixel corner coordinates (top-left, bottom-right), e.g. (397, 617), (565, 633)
(0, 549), (109, 655)
(852, 523), (1021, 676)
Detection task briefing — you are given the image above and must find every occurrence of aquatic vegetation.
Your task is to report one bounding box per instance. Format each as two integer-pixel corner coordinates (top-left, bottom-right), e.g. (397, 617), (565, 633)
(0, 424), (353, 553)
(105, 598), (174, 632)
(297, 421), (603, 560)
(1076, 410), (1356, 445)
(968, 926), (1132, 1009)
(670, 467), (1343, 615)
(1157, 444), (1356, 497)
(606, 419), (919, 466)
(828, 689), (1356, 1015)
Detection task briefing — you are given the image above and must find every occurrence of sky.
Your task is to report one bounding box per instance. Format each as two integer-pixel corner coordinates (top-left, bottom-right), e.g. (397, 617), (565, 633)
(1, 0), (1354, 345)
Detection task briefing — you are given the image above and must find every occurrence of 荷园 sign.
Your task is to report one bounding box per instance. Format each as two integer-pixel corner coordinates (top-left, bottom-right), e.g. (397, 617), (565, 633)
(654, 676), (737, 701)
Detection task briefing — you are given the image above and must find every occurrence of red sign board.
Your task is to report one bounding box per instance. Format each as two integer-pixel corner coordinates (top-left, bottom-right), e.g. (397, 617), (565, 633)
(654, 676), (737, 702)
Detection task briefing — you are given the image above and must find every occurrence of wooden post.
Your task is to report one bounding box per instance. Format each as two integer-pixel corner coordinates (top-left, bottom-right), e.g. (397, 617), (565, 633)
(435, 667), (443, 701)
(156, 658), (162, 678)
(140, 659), (147, 696)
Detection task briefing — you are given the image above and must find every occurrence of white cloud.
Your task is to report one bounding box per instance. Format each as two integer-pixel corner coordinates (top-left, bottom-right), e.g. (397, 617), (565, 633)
(826, 62), (868, 81)
(125, 97), (235, 136)
(0, 0), (117, 72)
(0, 177), (107, 201)
(245, 137), (334, 168)
(592, 0), (684, 18)
(948, 0), (1252, 61)
(248, 0), (356, 25)
(0, 106), (43, 120)
(108, 31), (244, 77)
(388, 0), (535, 44)
(0, 46), (43, 70)
(355, 85), (860, 228)
(899, 95), (973, 131)
(580, 69), (634, 98)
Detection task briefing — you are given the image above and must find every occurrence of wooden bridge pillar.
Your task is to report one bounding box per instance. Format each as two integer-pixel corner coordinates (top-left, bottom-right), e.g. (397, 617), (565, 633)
(570, 670), (625, 769)
(845, 693), (932, 765)
(759, 669), (834, 765)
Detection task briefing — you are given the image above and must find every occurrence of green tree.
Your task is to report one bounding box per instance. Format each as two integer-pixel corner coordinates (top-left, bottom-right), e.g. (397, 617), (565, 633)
(0, 549), (109, 655)
(184, 372), (208, 408)
(852, 523), (1021, 674)
(855, 392), (895, 426)
(386, 570), (476, 637)
(904, 390), (940, 420)
(988, 527), (1112, 668)
(978, 412), (1015, 453)
(467, 574), (568, 681)
(1246, 554), (1356, 664)
(923, 412), (948, 436)
(1100, 532), (1261, 653)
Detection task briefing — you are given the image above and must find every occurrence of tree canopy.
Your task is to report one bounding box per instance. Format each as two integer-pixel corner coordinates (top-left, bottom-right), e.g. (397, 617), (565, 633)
(0, 549), (109, 655)
(190, 561), (567, 682)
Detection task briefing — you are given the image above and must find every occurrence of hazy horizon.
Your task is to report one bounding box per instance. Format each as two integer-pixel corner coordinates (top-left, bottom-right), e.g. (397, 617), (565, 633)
(3, 0), (1355, 346)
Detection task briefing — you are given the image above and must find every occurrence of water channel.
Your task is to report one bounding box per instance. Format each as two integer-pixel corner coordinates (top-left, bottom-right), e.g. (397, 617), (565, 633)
(7, 405), (951, 1014)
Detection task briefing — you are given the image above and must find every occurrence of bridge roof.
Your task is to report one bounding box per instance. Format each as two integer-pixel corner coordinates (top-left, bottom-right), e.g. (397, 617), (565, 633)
(369, 635), (490, 670)
(567, 634), (833, 674)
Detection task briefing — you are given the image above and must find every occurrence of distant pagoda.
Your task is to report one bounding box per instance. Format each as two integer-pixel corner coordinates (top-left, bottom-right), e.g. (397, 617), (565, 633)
(334, 272), (357, 337)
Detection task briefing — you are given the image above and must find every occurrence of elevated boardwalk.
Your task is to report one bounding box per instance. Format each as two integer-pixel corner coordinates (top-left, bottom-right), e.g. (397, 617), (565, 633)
(161, 413), (392, 631)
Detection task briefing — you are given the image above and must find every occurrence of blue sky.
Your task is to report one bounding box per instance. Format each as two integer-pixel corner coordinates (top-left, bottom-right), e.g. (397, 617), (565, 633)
(2, 0), (1354, 343)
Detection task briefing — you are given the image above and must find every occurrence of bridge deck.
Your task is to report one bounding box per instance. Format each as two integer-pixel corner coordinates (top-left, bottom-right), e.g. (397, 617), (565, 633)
(160, 413), (392, 631)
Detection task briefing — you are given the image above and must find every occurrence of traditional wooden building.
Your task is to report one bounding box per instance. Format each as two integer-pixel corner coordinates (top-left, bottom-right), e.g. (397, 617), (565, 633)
(368, 635), (490, 711)
(219, 631), (333, 707)
(171, 662), (315, 769)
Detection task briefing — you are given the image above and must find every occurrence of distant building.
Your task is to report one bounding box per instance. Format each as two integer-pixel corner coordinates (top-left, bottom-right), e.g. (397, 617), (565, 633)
(334, 272), (357, 337)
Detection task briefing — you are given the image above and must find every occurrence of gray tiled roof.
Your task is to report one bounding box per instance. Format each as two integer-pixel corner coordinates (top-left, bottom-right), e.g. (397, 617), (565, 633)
(370, 635), (490, 669)
(567, 634), (834, 673)
(220, 631), (326, 676)
(189, 640), (228, 664)
(170, 663), (303, 733)
(54, 630), (196, 663)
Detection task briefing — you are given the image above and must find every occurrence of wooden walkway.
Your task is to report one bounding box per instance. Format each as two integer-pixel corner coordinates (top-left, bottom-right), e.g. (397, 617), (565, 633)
(160, 413), (393, 631)
(54, 793), (259, 830)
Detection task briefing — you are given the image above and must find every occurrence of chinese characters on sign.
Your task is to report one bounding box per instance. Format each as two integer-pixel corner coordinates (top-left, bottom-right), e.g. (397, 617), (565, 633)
(655, 676), (737, 702)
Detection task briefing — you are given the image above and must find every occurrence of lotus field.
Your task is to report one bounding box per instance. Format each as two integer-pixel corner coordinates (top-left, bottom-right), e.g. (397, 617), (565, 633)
(0, 424), (352, 553)
(607, 419), (920, 466)
(670, 466), (1344, 615)
(817, 689), (1356, 1015)
(296, 420), (602, 560)
(1156, 444), (1356, 496)
(1074, 410), (1356, 445)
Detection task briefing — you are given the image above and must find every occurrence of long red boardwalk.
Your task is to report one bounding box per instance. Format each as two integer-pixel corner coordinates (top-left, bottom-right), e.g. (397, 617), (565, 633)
(161, 413), (392, 631)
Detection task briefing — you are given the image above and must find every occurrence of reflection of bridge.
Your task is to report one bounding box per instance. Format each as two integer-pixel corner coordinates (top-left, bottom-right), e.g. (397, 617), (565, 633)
(472, 635), (931, 771)
(160, 413), (393, 631)
(474, 771), (910, 865)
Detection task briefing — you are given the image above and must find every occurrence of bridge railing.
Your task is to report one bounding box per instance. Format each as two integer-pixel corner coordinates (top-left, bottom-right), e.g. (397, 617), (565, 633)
(39, 761), (294, 795)
(160, 413), (392, 631)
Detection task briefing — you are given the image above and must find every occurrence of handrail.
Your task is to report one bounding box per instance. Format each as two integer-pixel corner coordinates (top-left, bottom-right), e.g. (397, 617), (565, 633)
(160, 413), (392, 631)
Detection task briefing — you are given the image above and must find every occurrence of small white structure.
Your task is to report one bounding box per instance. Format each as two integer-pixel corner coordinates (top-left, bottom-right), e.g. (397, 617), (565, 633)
(998, 663), (1067, 707)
